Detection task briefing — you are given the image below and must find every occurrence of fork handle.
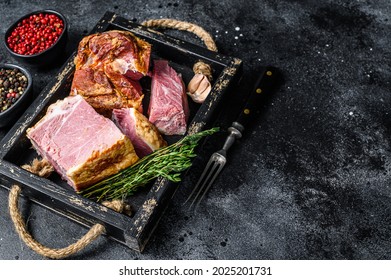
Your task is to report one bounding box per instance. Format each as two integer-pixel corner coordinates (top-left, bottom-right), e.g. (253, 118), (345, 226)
(222, 122), (243, 151)
(235, 66), (277, 129)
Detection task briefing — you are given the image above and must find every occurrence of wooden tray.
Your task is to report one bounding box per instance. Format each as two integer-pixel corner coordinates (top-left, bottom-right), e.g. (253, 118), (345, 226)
(0, 12), (242, 252)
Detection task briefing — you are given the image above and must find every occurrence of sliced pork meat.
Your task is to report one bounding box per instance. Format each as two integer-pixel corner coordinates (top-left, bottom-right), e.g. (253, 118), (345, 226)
(112, 108), (167, 158)
(70, 30), (151, 115)
(26, 95), (139, 191)
(148, 60), (189, 135)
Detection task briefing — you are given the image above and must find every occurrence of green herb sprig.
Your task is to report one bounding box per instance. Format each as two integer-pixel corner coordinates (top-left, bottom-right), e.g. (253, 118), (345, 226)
(79, 127), (219, 201)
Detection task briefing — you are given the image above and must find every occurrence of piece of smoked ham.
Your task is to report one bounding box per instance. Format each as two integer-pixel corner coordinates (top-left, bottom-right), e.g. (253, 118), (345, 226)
(148, 60), (189, 135)
(26, 95), (139, 191)
(113, 108), (167, 158)
(70, 30), (151, 115)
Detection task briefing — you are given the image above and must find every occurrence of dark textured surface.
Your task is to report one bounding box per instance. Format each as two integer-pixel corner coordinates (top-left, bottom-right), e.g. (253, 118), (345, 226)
(0, 0), (390, 260)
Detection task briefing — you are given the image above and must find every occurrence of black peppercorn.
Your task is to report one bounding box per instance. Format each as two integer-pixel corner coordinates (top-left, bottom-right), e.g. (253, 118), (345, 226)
(0, 67), (28, 113)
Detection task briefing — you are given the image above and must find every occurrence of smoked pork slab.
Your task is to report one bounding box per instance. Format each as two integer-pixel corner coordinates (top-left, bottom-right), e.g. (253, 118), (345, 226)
(112, 108), (167, 158)
(26, 95), (139, 191)
(70, 30), (151, 115)
(148, 60), (189, 135)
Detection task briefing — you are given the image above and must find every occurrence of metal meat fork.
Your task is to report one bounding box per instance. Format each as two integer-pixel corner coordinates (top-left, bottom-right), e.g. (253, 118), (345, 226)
(185, 66), (277, 211)
(184, 122), (243, 210)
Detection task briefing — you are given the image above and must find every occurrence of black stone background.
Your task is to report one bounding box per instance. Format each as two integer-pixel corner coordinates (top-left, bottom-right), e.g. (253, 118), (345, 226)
(0, 0), (390, 260)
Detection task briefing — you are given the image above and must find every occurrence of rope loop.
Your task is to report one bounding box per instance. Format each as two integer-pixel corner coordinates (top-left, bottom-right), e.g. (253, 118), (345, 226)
(141, 18), (218, 52)
(8, 185), (105, 259)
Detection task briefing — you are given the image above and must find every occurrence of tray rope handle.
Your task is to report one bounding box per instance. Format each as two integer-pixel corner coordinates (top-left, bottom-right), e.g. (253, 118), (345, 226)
(9, 185), (109, 259)
(141, 18), (218, 103)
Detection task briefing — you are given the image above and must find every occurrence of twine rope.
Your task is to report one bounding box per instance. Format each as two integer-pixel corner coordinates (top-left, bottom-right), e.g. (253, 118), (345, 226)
(102, 200), (133, 216)
(141, 18), (218, 51)
(193, 61), (212, 81)
(8, 185), (105, 259)
(21, 158), (53, 178)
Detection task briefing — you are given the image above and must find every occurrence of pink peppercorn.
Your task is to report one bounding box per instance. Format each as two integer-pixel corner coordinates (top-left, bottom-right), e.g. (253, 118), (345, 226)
(7, 13), (64, 55)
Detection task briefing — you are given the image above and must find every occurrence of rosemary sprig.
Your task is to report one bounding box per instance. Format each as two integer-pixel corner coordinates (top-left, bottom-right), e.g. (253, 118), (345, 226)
(78, 127), (219, 201)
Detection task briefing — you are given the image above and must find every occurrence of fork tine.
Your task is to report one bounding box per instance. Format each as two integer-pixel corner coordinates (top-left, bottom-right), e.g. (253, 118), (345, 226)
(187, 161), (221, 210)
(183, 156), (215, 205)
(191, 162), (225, 211)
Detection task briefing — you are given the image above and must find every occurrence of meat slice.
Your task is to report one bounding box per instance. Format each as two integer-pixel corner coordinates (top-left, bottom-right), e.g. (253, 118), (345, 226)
(112, 108), (167, 158)
(148, 60), (189, 135)
(70, 30), (151, 114)
(26, 95), (139, 191)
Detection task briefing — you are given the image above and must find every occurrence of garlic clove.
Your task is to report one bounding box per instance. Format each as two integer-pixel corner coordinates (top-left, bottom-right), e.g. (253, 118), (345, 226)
(187, 73), (204, 94)
(187, 74), (212, 103)
(196, 75), (210, 93)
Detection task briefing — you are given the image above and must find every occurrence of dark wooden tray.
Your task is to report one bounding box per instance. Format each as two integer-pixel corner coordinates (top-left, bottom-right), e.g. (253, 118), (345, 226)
(0, 12), (242, 252)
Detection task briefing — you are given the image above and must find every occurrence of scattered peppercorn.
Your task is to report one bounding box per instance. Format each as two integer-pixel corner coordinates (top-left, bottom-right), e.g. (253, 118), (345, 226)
(0, 68), (28, 113)
(6, 13), (64, 55)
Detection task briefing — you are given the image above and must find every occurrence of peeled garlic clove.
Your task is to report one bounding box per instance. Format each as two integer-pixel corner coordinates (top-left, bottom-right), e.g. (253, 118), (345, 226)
(187, 74), (212, 103)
